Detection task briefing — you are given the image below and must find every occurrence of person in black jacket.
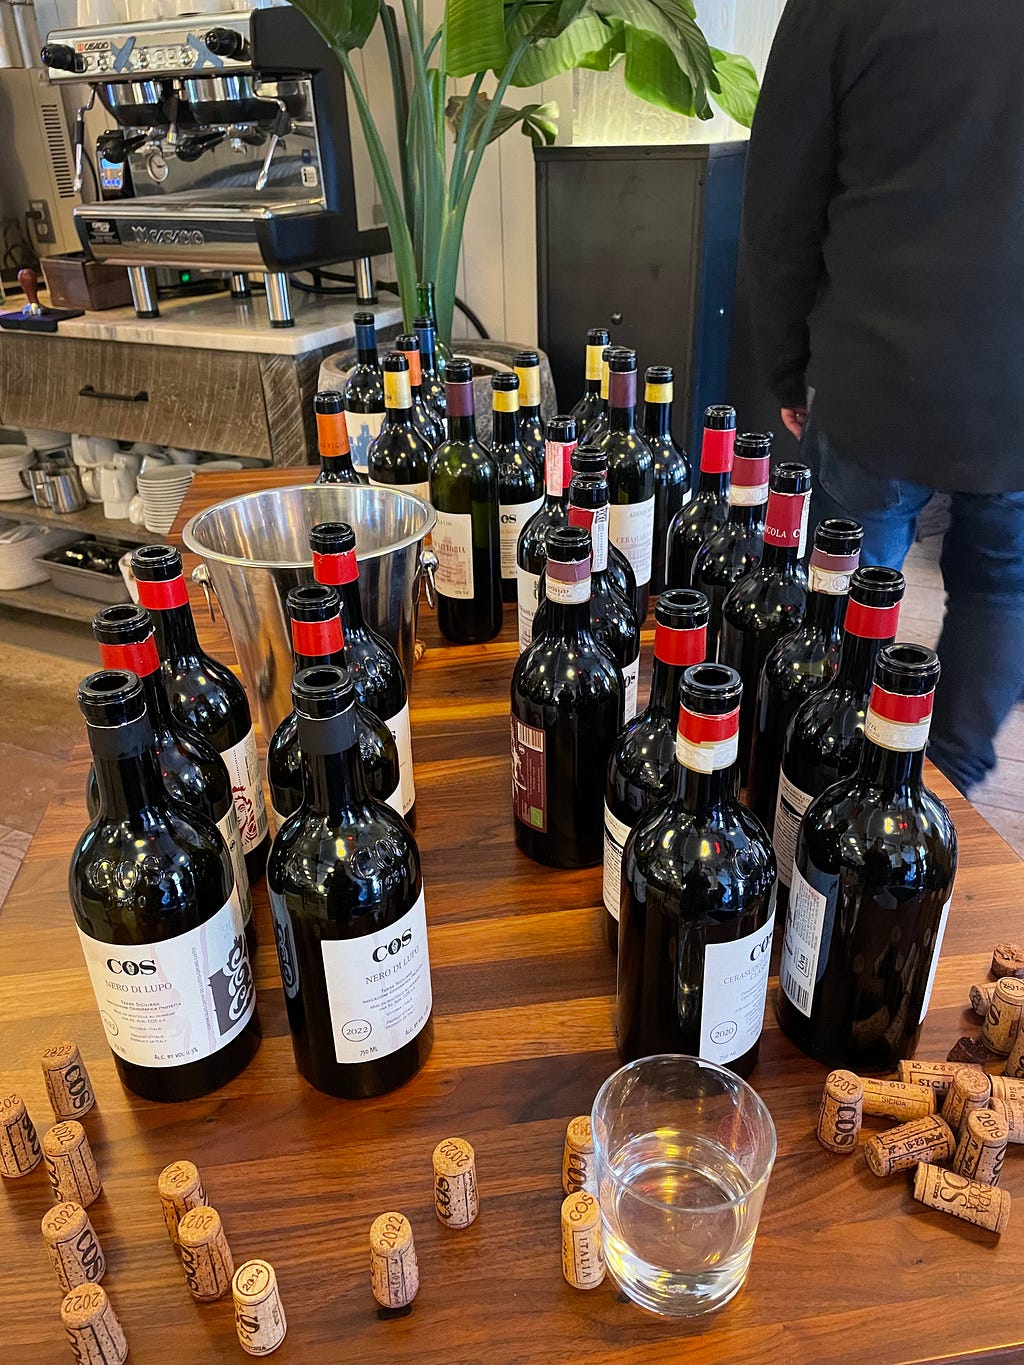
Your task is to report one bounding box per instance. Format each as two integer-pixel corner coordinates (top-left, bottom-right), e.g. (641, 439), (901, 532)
(742, 0), (1024, 796)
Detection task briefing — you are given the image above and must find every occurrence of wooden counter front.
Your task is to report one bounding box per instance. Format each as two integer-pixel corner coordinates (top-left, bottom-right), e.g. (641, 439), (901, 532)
(2, 478), (1024, 1362)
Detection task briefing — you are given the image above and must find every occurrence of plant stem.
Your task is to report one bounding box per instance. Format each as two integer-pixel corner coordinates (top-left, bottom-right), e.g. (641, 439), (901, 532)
(449, 71), (485, 207)
(400, 0), (445, 293)
(379, 2), (413, 226)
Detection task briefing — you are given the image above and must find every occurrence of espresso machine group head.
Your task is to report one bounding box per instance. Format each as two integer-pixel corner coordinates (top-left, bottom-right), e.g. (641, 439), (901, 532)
(42, 6), (389, 326)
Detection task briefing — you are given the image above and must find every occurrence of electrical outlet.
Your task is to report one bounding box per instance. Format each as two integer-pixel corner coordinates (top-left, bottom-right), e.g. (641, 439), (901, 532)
(28, 199), (54, 243)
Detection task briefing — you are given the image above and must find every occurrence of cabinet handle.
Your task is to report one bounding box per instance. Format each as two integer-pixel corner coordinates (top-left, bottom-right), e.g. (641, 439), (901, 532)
(78, 384), (149, 403)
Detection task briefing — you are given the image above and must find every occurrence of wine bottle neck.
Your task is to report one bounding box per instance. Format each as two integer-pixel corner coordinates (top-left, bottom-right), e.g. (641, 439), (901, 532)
(859, 742), (924, 792)
(88, 717), (168, 820)
(673, 762), (733, 813)
(543, 598), (592, 639)
(643, 401), (671, 438)
(760, 543), (799, 572)
(858, 683), (934, 791)
(383, 403), (416, 428)
(297, 713), (367, 816)
(320, 454), (357, 478)
(647, 657), (687, 718)
(609, 403), (636, 434)
(582, 378), (601, 398)
(726, 501), (763, 529)
(142, 593), (201, 663)
(805, 587), (848, 638)
(697, 470), (730, 497)
(492, 408), (520, 445)
(448, 412), (476, 442)
(836, 631), (891, 689)
(671, 702), (738, 811)
(417, 332), (438, 375)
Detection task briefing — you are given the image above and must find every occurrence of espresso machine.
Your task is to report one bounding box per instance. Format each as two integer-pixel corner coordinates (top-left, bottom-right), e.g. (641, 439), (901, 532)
(40, 7), (389, 326)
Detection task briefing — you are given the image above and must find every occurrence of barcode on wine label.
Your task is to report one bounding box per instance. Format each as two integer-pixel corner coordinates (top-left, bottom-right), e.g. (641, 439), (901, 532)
(515, 720), (543, 751)
(781, 969), (810, 1015)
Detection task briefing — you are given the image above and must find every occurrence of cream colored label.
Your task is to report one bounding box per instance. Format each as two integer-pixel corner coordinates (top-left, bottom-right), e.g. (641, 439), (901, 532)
(585, 345), (604, 382)
(919, 897), (952, 1024)
(216, 809), (252, 927)
(774, 769), (812, 888)
(517, 570), (541, 651)
(370, 476), (431, 505)
(515, 365), (541, 408)
(645, 381), (673, 404)
(864, 708), (933, 752)
(603, 803), (632, 918)
(700, 921), (775, 1065)
(220, 728), (269, 857)
(729, 482), (769, 507)
(780, 865), (827, 1017)
(609, 497), (655, 588)
(383, 369), (413, 410)
(500, 496), (544, 579)
(433, 509), (474, 600)
(386, 701), (416, 816)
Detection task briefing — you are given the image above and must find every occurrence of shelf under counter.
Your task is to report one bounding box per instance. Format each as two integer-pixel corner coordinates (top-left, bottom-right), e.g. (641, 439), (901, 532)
(0, 497), (163, 546)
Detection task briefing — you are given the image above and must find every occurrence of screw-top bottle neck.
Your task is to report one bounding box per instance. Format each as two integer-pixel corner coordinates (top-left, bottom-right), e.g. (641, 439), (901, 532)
(492, 382), (521, 446)
(290, 613), (345, 671)
(608, 368), (638, 433)
(836, 599), (902, 688)
(309, 532), (366, 631)
(583, 339), (606, 396)
(445, 373), (477, 441)
(293, 672), (366, 817)
(648, 612), (707, 718)
(96, 628), (174, 734)
(804, 532), (863, 635)
(354, 316), (379, 367)
(672, 662), (742, 813)
(79, 670), (167, 819)
(515, 361), (541, 414)
(857, 645), (939, 791)
(642, 370), (673, 438)
(133, 566), (202, 662)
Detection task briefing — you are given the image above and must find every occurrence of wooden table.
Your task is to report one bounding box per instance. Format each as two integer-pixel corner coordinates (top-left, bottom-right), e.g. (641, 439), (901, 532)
(3, 481), (1024, 1363)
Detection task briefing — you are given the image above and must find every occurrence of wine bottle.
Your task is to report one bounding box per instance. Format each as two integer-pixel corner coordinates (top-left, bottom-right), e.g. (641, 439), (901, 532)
(532, 451), (640, 720)
(132, 545), (271, 883)
(567, 448), (637, 606)
(595, 347), (656, 624)
(642, 365), (691, 596)
(691, 432), (771, 658)
(343, 311), (386, 474)
(268, 665), (433, 1098)
(413, 314), (447, 430)
(416, 280), (452, 370)
(493, 372), (543, 603)
(309, 522), (416, 824)
(429, 357), (503, 644)
(515, 416), (576, 652)
(616, 663), (777, 1078)
(513, 349), (545, 469)
(511, 525), (622, 868)
(314, 390), (365, 485)
(665, 405), (736, 589)
(90, 603), (254, 943)
(395, 332), (445, 449)
(747, 518), (863, 835)
(718, 461), (812, 782)
(578, 346), (612, 449)
(603, 588), (709, 951)
(569, 327), (610, 437)
(773, 565), (905, 914)
(367, 352), (434, 505)
(267, 585), (401, 827)
(777, 644), (957, 1070)
(71, 669), (259, 1102)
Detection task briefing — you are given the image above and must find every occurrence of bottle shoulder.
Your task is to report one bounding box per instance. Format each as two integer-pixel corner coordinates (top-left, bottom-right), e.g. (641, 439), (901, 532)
(369, 427), (433, 469)
(268, 804), (420, 910)
(431, 438), (496, 475)
(723, 565), (807, 620)
(598, 430), (655, 475)
(629, 798), (777, 899)
(610, 715), (676, 794)
(513, 635), (622, 704)
(802, 781), (958, 879)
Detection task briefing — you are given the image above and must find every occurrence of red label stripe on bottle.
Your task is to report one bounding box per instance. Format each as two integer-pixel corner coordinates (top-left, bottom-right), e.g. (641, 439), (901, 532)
(135, 576), (189, 610)
(98, 637), (160, 677)
(865, 685), (935, 752)
(699, 427), (735, 474)
(655, 623), (707, 667)
(567, 506), (594, 531)
(312, 549), (358, 586)
(867, 685), (935, 726)
(676, 704), (740, 772)
(290, 617), (344, 657)
(731, 454), (771, 488)
(763, 489), (811, 547)
(843, 598), (901, 639)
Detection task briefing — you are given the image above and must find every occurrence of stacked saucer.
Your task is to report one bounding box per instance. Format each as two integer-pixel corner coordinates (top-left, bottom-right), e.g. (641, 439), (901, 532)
(137, 465), (194, 534)
(0, 445), (36, 500)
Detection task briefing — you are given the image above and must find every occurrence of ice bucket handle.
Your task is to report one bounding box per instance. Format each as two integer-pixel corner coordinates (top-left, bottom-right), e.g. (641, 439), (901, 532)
(191, 562), (218, 623)
(419, 547), (438, 610)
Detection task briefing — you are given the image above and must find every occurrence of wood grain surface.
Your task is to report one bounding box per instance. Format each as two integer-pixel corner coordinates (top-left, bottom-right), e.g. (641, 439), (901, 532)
(2, 474), (1024, 1363)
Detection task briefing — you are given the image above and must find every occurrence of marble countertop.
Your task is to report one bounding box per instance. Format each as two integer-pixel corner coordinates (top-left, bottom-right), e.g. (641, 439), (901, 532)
(8, 289), (403, 357)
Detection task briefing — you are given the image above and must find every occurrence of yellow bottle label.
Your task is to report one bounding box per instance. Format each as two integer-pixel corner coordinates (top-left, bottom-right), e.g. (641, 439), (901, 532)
(316, 409), (350, 457)
(645, 381), (673, 405)
(384, 369), (412, 410)
(585, 345), (604, 382)
(492, 388), (520, 414)
(600, 360), (610, 400)
(515, 364), (541, 408)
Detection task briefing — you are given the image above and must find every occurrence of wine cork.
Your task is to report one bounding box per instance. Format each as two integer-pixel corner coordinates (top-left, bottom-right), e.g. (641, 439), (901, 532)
(233, 1259), (287, 1357)
(562, 1116), (597, 1194)
(990, 1075), (1024, 1103)
(860, 1076), (936, 1122)
(42, 1201), (106, 1293)
(952, 1108), (1009, 1186)
(432, 1137), (479, 1229)
(816, 1070), (863, 1154)
(989, 1098), (1024, 1143)
(864, 1115), (956, 1177)
(993, 943), (1024, 978)
(158, 1159), (207, 1249)
(942, 1066), (992, 1134)
(60, 1283), (127, 1365)
(43, 1121), (102, 1208)
(41, 1040), (96, 1120)
(1003, 1017), (1024, 1080)
(913, 1163), (1011, 1234)
(947, 1035), (992, 1067)
(560, 1190), (605, 1290)
(897, 1060), (962, 1095)
(178, 1205), (234, 1302)
(370, 1212), (419, 1309)
(0, 1091), (42, 1177)
(970, 983), (995, 1016)
(982, 976), (1024, 1054)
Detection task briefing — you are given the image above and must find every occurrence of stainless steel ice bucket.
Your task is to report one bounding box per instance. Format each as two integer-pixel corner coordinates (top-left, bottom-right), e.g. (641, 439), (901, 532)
(182, 484), (436, 738)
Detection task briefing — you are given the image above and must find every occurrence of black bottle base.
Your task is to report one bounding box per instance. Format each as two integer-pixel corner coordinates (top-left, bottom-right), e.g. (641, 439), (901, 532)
(514, 822), (600, 869)
(294, 1018), (434, 1099)
(111, 1017), (261, 1102)
(501, 578), (518, 603)
(244, 832), (270, 885)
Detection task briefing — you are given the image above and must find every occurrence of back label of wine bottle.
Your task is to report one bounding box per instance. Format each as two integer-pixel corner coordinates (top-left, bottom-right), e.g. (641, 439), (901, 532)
(603, 803), (631, 917)
(622, 655), (640, 723)
(220, 728), (269, 857)
(500, 497), (544, 579)
(517, 571), (541, 652)
(779, 864), (831, 1018)
(433, 509), (474, 600)
(774, 771), (814, 888)
(370, 477), (431, 504)
(386, 702), (416, 816)
(320, 891), (432, 1065)
(609, 497), (655, 588)
(700, 920), (776, 1065)
(919, 897), (952, 1024)
(215, 809), (252, 928)
(346, 412), (385, 473)
(511, 717), (546, 832)
(268, 890), (300, 1000)
(76, 894), (255, 1067)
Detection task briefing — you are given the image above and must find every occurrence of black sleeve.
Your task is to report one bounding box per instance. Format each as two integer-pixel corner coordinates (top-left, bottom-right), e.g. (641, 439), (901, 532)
(741, 0), (839, 408)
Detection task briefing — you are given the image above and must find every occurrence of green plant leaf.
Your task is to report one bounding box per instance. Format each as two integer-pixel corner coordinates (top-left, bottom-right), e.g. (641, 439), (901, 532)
(590, 0), (715, 91)
(444, 0), (507, 77)
(446, 93), (559, 149)
(287, 0), (378, 52)
(622, 25), (696, 116)
(512, 0), (592, 39)
(507, 14), (621, 87)
(709, 47), (759, 127)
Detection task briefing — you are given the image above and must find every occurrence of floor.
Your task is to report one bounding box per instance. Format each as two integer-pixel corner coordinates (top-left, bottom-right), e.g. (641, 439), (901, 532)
(0, 531), (1021, 909)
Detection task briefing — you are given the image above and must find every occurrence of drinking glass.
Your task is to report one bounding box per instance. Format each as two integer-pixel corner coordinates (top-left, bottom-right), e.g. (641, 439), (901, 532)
(591, 1054), (776, 1317)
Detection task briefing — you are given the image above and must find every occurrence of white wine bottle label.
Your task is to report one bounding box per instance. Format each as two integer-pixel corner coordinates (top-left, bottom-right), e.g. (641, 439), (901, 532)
(345, 409), (385, 472)
(919, 896), (953, 1024)
(676, 704), (739, 773)
(602, 803), (632, 918)
(780, 864), (829, 1017)
(215, 809), (252, 928)
(384, 781), (403, 814)
(545, 440), (575, 497)
(268, 889), (300, 1000)
(511, 716), (546, 832)
(609, 496), (655, 588)
(622, 653), (640, 722)
(386, 701), (416, 816)
(370, 476), (431, 504)
(517, 570), (541, 652)
(774, 770), (814, 888)
(568, 504), (610, 573)
(700, 920), (775, 1065)
(77, 892), (255, 1067)
(220, 728), (269, 857)
(808, 546), (860, 595)
(499, 496), (543, 579)
(864, 684), (935, 752)
(321, 890), (432, 1065)
(433, 509), (475, 600)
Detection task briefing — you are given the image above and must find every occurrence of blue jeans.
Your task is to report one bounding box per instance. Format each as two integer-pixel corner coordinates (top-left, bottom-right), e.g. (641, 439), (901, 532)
(800, 420), (1024, 795)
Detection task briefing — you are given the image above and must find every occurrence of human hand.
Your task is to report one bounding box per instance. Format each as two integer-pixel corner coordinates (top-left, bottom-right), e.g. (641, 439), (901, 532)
(780, 406), (808, 440)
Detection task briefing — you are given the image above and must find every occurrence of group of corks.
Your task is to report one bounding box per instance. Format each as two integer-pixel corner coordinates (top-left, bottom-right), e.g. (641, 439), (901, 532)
(816, 942), (1024, 1236)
